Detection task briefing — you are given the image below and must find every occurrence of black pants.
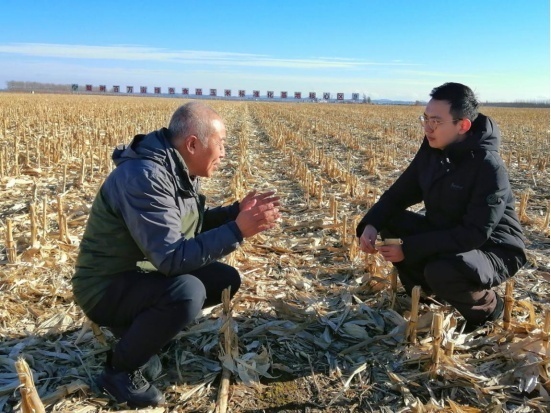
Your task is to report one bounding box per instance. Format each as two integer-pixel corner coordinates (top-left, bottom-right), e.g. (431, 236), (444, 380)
(87, 261), (241, 372)
(381, 211), (525, 324)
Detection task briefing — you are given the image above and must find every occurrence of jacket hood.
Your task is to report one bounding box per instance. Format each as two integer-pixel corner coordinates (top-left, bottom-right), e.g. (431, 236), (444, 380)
(112, 127), (196, 191)
(440, 113), (500, 162)
(465, 113), (500, 152)
(113, 128), (171, 165)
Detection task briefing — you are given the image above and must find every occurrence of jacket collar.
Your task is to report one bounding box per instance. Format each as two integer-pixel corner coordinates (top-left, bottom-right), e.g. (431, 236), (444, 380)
(113, 128), (199, 194)
(440, 114), (499, 164)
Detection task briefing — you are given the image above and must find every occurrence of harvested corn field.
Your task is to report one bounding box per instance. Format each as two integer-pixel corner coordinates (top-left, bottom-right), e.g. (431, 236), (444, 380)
(0, 93), (549, 412)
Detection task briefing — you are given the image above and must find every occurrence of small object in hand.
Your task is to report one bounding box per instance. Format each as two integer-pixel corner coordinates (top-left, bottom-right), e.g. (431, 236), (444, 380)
(375, 238), (403, 247)
(385, 238), (403, 245)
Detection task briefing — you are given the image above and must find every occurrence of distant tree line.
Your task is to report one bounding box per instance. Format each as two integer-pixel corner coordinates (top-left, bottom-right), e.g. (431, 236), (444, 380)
(482, 100), (549, 109)
(5, 81), (77, 92)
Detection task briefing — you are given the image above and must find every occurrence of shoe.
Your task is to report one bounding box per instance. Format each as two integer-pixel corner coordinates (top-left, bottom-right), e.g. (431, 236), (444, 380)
(464, 294), (504, 333)
(141, 354), (163, 381)
(104, 349), (162, 381)
(488, 294), (505, 322)
(96, 365), (165, 408)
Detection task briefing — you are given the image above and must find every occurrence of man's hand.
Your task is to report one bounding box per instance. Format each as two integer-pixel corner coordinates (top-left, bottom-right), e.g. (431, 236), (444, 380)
(378, 244), (405, 263)
(240, 190), (280, 212)
(235, 198), (281, 238)
(359, 224), (378, 254)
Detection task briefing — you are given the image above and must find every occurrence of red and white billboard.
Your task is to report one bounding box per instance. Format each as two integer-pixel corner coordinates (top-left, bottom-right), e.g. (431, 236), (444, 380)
(337, 93), (344, 100)
(238, 90), (245, 97)
(140, 86), (147, 94)
(154, 87), (161, 94)
(127, 86), (134, 93)
(182, 88), (189, 95)
(224, 89), (231, 97)
(281, 91), (287, 98)
(210, 89), (217, 96)
(196, 88), (202, 96)
(309, 92), (316, 99)
(86, 84), (92, 91)
(113, 85), (120, 93)
(99, 85), (106, 92)
(267, 91), (274, 98)
(253, 90), (260, 98)
(294, 92), (301, 99)
(169, 87), (175, 95)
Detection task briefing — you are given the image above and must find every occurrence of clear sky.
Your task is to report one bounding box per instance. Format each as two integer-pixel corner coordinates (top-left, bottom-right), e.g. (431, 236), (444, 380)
(1, 0), (549, 102)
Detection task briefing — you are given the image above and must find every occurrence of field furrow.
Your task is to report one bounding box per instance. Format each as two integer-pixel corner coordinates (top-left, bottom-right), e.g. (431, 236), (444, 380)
(0, 94), (548, 412)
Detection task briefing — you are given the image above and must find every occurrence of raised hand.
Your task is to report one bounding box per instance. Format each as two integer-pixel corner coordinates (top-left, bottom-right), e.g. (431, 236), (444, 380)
(235, 199), (281, 238)
(239, 190), (280, 212)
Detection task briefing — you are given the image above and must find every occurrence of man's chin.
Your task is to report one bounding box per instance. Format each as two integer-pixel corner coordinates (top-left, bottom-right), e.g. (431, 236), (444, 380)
(427, 140), (441, 149)
(208, 166), (220, 177)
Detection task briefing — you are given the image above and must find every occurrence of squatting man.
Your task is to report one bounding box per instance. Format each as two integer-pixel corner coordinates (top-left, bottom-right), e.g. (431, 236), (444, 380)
(72, 102), (281, 408)
(357, 82), (526, 333)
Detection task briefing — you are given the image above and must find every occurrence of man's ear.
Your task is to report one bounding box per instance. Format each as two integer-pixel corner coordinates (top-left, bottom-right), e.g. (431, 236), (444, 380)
(458, 118), (472, 135)
(183, 135), (199, 154)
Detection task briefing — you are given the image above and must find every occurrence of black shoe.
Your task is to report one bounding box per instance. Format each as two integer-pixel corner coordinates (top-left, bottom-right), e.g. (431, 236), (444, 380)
(464, 294), (504, 333)
(96, 365), (165, 408)
(104, 349), (162, 381)
(488, 294), (505, 322)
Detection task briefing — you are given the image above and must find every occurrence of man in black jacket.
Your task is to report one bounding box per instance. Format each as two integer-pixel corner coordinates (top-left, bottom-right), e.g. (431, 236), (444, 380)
(356, 82), (526, 332)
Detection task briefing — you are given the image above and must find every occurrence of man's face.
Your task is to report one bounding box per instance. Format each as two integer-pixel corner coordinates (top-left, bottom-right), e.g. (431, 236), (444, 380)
(422, 99), (467, 150)
(192, 118), (226, 178)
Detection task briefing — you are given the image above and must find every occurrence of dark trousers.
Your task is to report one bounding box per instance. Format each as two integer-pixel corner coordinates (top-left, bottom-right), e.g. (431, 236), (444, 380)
(381, 211), (524, 324)
(87, 261), (241, 372)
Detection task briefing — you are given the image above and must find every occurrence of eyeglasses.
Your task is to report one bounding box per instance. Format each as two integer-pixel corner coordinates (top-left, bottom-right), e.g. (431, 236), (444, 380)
(418, 115), (460, 130)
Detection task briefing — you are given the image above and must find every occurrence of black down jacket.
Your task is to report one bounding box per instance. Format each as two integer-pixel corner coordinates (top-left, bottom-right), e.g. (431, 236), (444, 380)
(357, 113), (526, 266)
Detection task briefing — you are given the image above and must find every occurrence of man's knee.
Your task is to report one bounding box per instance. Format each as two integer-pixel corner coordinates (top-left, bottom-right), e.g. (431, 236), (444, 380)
(423, 258), (461, 296)
(166, 275), (207, 310)
(225, 265), (241, 298)
(207, 262), (241, 297)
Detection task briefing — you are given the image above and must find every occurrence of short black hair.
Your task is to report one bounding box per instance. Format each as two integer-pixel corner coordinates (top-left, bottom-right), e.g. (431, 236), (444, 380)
(430, 82), (479, 121)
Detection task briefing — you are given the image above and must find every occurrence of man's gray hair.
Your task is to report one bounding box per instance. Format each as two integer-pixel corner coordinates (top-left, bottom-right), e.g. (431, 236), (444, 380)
(168, 102), (219, 146)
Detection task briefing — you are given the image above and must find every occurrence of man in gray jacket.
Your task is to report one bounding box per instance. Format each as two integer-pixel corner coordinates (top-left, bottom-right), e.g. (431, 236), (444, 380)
(72, 102), (280, 408)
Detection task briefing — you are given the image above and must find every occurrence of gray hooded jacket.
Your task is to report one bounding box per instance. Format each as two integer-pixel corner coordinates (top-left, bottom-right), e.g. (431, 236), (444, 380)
(72, 128), (242, 313)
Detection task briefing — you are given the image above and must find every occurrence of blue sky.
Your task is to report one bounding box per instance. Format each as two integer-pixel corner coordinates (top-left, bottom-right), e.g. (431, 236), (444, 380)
(0, 1), (549, 101)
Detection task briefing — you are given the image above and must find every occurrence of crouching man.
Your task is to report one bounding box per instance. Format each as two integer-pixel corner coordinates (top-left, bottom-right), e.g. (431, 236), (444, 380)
(72, 102), (280, 407)
(357, 82), (526, 332)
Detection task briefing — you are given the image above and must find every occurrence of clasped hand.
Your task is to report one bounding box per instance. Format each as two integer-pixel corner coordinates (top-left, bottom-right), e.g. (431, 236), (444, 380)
(236, 190), (281, 238)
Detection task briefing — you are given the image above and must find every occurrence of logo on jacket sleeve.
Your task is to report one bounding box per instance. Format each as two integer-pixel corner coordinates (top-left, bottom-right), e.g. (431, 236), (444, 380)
(450, 183), (464, 190)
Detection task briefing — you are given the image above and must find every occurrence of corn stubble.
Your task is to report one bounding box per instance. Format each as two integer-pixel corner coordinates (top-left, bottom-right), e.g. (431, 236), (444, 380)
(0, 93), (549, 412)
